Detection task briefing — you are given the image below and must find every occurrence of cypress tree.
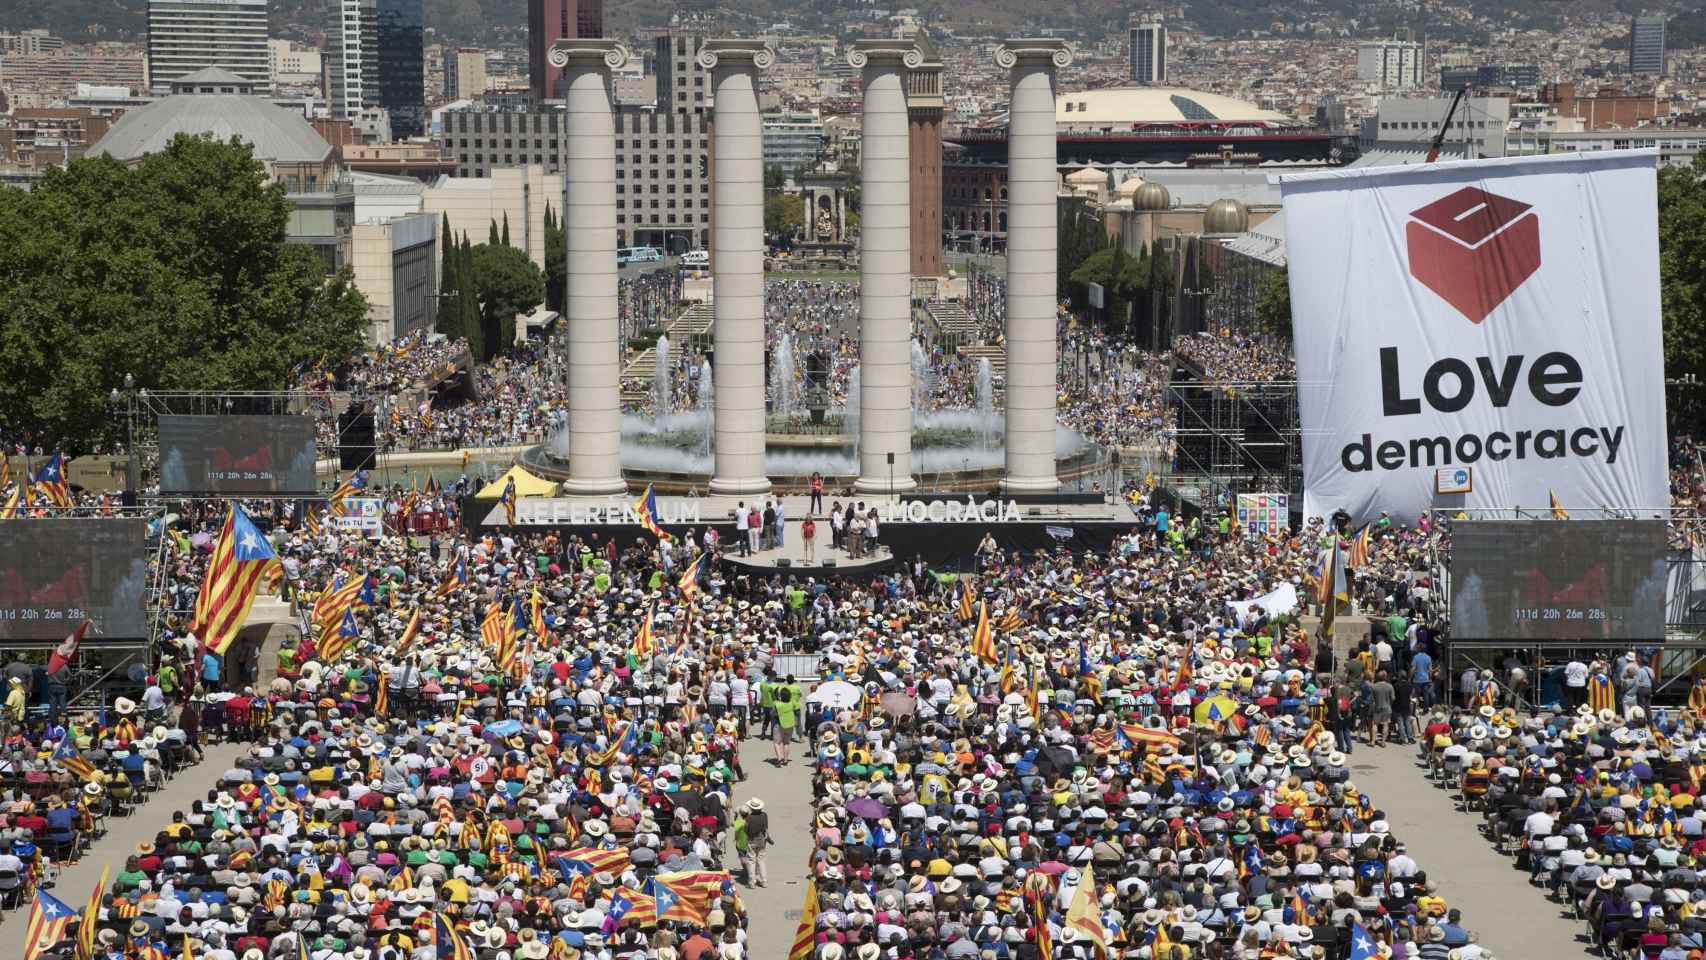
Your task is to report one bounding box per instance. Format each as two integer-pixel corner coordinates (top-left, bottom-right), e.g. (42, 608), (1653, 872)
(488, 219), (500, 246)
(437, 213), (457, 336)
(501, 212), (511, 247)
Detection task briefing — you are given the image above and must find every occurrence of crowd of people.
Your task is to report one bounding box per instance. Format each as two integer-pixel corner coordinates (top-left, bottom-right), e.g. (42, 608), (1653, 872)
(1427, 665), (1706, 960)
(27, 263), (1706, 960)
(1175, 334), (1297, 390)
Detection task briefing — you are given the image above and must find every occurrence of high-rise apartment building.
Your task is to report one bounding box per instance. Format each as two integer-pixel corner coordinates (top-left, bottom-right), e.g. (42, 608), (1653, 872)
(1356, 40), (1423, 91)
(146, 0), (271, 93)
(1128, 22), (1166, 84)
(1630, 15), (1666, 76)
(439, 107), (709, 252)
(375, 0), (424, 138)
(527, 0), (603, 101)
(328, 0), (378, 120)
(445, 48), (487, 101)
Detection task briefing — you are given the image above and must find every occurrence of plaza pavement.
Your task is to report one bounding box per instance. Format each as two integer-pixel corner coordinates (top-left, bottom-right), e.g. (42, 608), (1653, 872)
(736, 736), (819, 957)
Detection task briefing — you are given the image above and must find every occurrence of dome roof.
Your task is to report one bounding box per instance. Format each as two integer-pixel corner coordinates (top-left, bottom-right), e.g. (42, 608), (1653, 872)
(1132, 182), (1171, 211)
(1115, 176), (1145, 197)
(90, 94), (332, 166)
(1056, 87), (1293, 126)
(1204, 198), (1250, 234)
(1066, 167), (1107, 184)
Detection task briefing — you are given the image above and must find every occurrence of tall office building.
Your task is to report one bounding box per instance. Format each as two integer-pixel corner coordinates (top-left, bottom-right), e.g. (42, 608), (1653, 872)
(375, 0), (424, 138)
(527, 0), (603, 101)
(1630, 15), (1666, 76)
(146, 0), (271, 93)
(1128, 22), (1166, 84)
(1356, 40), (1423, 91)
(654, 33), (707, 115)
(445, 48), (487, 100)
(328, 0), (378, 120)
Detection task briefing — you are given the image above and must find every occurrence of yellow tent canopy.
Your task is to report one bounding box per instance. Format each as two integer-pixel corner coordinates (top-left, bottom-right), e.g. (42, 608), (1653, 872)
(473, 465), (559, 500)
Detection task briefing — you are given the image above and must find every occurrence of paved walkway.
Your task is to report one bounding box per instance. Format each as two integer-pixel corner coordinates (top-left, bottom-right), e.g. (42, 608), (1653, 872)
(1353, 743), (1588, 960)
(45, 740), (249, 902)
(736, 735), (816, 958)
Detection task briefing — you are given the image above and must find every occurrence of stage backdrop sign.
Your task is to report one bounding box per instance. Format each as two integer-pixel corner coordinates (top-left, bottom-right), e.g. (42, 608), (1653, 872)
(1276, 150), (1668, 524)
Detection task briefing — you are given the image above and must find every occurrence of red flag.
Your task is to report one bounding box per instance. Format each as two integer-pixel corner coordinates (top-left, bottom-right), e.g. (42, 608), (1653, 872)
(47, 620), (90, 675)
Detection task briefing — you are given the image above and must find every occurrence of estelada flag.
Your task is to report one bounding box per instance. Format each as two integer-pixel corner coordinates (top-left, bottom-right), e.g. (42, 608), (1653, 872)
(189, 504), (276, 656)
(633, 484), (673, 541)
(22, 889), (76, 960)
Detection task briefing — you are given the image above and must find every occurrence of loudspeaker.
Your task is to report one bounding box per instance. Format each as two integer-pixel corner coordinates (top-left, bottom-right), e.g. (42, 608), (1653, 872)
(776, 558), (792, 568)
(823, 559), (837, 569)
(338, 408), (377, 471)
(121, 489), (138, 508)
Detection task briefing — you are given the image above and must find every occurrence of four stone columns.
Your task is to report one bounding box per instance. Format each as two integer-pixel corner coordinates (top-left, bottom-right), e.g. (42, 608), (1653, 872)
(703, 39), (775, 496)
(997, 39), (1071, 493)
(542, 35), (1073, 499)
(551, 38), (631, 496)
(850, 40), (922, 494)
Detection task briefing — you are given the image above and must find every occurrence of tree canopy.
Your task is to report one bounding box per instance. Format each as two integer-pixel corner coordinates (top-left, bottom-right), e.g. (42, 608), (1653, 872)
(0, 134), (368, 452)
(764, 193), (805, 238)
(470, 242), (544, 356)
(1659, 155), (1706, 428)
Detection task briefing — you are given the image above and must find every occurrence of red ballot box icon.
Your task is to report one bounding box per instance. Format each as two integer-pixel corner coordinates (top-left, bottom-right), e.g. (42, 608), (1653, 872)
(1406, 186), (1540, 324)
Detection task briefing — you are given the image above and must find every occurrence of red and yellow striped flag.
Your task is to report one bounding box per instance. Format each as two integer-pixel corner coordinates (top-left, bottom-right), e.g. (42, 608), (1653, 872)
(789, 879), (819, 960)
(75, 862), (109, 960)
(188, 505), (276, 655)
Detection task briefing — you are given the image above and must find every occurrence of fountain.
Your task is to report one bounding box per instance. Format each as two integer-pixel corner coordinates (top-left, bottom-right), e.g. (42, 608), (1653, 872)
(522, 279), (1106, 494)
(975, 357), (995, 450)
(910, 338), (933, 414)
(770, 334), (796, 420)
(652, 335), (672, 420)
(844, 363), (861, 464)
(696, 360), (715, 462)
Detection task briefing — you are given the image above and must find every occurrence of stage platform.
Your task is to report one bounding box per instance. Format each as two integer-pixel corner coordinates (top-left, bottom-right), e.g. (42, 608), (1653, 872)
(718, 523), (895, 575)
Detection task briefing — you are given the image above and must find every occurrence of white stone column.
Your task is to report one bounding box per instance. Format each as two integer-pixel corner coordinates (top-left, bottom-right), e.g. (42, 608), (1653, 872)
(851, 40), (922, 495)
(550, 38), (630, 496)
(997, 39), (1072, 493)
(702, 39), (774, 496)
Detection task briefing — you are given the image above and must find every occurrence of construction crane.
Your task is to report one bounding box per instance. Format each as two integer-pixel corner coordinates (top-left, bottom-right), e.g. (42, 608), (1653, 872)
(1426, 86), (1470, 163)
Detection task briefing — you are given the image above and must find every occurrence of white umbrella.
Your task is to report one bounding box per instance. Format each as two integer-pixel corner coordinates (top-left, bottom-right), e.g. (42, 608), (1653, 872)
(806, 679), (862, 710)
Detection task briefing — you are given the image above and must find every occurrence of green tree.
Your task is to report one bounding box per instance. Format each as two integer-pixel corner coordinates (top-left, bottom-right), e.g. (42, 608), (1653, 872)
(488, 218), (500, 246)
(543, 204), (565, 316)
(1255, 268), (1292, 340)
(501, 211), (511, 247)
(470, 242), (544, 359)
(764, 164), (787, 191)
(458, 232), (483, 361)
(438, 212), (463, 339)
(0, 134), (366, 450)
(1069, 241), (1146, 325)
(1659, 155), (1706, 426)
(764, 193), (804, 237)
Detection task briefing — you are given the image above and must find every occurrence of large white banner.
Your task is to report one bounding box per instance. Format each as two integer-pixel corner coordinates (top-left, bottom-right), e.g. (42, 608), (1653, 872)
(1276, 150), (1668, 524)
